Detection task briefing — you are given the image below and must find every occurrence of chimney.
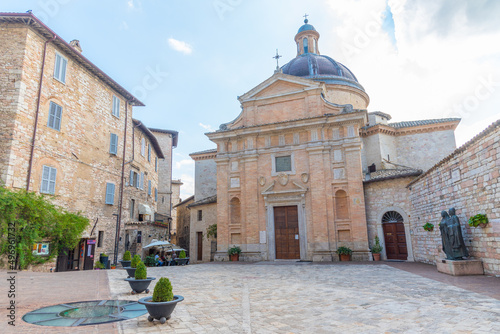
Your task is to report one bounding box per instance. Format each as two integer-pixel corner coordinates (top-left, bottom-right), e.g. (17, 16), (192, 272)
(69, 39), (82, 53)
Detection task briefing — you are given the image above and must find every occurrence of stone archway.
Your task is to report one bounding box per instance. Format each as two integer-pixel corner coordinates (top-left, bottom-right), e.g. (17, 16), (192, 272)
(376, 206), (414, 261)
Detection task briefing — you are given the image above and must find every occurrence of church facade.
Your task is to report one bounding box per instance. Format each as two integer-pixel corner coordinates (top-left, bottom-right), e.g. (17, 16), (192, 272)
(203, 19), (459, 262)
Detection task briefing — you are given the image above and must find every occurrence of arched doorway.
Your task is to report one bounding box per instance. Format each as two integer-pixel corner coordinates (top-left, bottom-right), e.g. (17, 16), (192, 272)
(382, 211), (408, 260)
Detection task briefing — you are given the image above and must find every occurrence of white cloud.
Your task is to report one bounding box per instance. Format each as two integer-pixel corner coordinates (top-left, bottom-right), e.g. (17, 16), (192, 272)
(174, 159), (194, 170)
(127, 0), (142, 11)
(199, 122), (215, 132)
(178, 174), (194, 200)
(168, 38), (193, 55)
(324, 0), (500, 146)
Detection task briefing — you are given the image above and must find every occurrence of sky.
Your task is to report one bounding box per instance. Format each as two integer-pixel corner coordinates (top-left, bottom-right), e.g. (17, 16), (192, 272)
(3, 0), (500, 199)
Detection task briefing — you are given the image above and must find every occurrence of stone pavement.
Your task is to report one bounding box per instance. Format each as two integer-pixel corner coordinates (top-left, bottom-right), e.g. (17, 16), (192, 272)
(2, 262), (499, 333)
(108, 262), (500, 334)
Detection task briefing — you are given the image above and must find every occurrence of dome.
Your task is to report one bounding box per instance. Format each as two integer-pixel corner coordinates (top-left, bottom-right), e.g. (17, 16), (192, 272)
(297, 18), (316, 34)
(281, 53), (365, 91)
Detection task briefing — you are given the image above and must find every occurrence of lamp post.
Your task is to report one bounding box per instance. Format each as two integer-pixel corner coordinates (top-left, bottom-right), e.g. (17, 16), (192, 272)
(112, 213), (119, 265)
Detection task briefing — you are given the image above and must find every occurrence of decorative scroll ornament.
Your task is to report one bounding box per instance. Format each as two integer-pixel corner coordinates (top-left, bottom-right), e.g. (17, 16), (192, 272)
(301, 173), (309, 183)
(278, 172), (289, 186)
(259, 176), (266, 186)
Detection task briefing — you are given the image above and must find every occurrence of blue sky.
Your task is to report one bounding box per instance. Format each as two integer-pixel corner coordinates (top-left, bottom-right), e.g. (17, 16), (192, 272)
(3, 0), (500, 199)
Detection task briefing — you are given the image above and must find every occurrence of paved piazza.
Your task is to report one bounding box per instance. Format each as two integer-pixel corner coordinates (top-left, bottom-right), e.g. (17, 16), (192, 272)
(107, 263), (500, 334)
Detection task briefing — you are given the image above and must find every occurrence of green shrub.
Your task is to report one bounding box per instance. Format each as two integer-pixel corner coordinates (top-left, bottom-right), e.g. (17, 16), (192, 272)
(423, 222), (434, 231)
(337, 246), (352, 255)
(145, 255), (156, 267)
(94, 261), (105, 269)
(179, 250), (186, 259)
(370, 236), (383, 254)
(228, 245), (241, 256)
(468, 214), (488, 227)
(100, 253), (108, 257)
(123, 251), (131, 261)
(135, 262), (147, 279)
(131, 254), (141, 268)
(152, 277), (174, 302)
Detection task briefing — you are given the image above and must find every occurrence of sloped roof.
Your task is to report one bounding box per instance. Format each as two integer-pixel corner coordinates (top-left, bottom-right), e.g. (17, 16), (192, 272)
(187, 195), (217, 208)
(190, 148), (217, 156)
(149, 128), (179, 148)
(389, 118), (461, 129)
(132, 119), (164, 159)
(173, 195), (194, 208)
(364, 168), (422, 183)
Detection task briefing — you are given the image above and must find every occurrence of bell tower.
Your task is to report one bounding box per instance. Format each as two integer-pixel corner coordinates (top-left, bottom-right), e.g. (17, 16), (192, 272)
(295, 15), (320, 56)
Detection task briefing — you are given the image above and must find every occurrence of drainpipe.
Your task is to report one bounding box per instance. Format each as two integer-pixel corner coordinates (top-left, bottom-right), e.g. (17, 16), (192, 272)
(26, 34), (57, 191)
(114, 101), (129, 265)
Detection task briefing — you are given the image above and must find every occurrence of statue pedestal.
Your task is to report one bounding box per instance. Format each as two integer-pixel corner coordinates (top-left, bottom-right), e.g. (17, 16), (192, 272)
(437, 258), (484, 276)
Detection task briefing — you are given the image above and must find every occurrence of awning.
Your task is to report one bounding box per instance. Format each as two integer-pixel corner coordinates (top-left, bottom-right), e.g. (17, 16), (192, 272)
(138, 204), (154, 215)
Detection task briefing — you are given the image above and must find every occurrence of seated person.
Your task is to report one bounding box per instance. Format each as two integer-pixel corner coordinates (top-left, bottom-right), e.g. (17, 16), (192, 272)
(154, 252), (163, 266)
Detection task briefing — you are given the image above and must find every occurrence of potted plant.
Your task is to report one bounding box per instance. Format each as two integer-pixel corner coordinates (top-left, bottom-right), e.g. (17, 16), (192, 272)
(337, 246), (352, 261)
(145, 255), (156, 267)
(138, 277), (184, 324)
(124, 261), (156, 294)
(120, 250), (132, 268)
(423, 222), (434, 232)
(228, 245), (241, 261)
(99, 253), (109, 269)
(468, 214), (488, 228)
(175, 250), (189, 265)
(94, 261), (105, 270)
(123, 254), (141, 278)
(370, 236), (383, 261)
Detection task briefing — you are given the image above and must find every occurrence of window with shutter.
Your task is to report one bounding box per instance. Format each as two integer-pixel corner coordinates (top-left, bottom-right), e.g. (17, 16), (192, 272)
(109, 133), (118, 155)
(112, 95), (120, 117)
(154, 188), (158, 202)
(141, 138), (145, 156)
(148, 180), (151, 195)
(41, 165), (57, 194)
(54, 53), (67, 83)
(47, 102), (62, 131)
(129, 170), (134, 186)
(148, 144), (151, 162)
(140, 172), (144, 190)
(105, 183), (115, 205)
(155, 157), (158, 172)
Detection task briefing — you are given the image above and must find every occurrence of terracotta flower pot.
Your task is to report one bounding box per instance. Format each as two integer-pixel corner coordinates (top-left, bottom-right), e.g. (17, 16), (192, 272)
(372, 253), (381, 261)
(230, 254), (239, 261)
(339, 254), (351, 261)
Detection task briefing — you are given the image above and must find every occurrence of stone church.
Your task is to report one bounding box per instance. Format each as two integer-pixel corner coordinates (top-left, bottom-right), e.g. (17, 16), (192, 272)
(198, 19), (460, 262)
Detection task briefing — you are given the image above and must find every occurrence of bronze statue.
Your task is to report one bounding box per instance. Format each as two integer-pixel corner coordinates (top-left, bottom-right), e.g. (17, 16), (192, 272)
(439, 208), (469, 260)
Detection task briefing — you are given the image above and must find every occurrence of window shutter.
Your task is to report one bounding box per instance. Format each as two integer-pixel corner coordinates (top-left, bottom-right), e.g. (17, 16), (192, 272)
(129, 170), (134, 186)
(155, 157), (157, 172)
(48, 102), (56, 128)
(41, 166), (50, 193)
(105, 183), (115, 204)
(148, 144), (151, 162)
(61, 58), (67, 83)
(48, 167), (57, 194)
(54, 55), (61, 79)
(148, 180), (151, 195)
(110, 133), (118, 154)
(155, 188), (158, 202)
(140, 172), (144, 190)
(135, 172), (140, 188)
(55, 104), (62, 130)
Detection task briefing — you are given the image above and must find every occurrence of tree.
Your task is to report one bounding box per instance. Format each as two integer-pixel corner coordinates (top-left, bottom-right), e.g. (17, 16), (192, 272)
(206, 224), (217, 240)
(0, 186), (89, 270)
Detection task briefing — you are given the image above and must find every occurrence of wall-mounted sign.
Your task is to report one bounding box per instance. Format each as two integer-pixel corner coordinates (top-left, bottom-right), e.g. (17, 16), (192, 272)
(87, 239), (96, 245)
(32, 243), (49, 256)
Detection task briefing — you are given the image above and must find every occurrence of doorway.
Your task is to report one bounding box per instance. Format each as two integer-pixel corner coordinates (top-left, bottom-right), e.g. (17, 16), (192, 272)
(382, 211), (408, 260)
(197, 232), (203, 261)
(274, 206), (300, 259)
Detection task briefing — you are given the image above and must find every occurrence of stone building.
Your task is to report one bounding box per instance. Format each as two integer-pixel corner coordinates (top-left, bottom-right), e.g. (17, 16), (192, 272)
(174, 195), (195, 253)
(202, 19), (460, 262)
(169, 179), (183, 244)
(188, 149), (218, 263)
(0, 12), (177, 271)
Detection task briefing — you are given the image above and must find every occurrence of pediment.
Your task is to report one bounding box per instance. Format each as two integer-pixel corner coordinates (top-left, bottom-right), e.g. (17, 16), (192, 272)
(262, 181), (308, 196)
(239, 73), (323, 102)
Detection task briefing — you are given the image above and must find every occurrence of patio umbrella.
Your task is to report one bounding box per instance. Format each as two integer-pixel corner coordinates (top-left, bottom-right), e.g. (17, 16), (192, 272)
(142, 240), (172, 249)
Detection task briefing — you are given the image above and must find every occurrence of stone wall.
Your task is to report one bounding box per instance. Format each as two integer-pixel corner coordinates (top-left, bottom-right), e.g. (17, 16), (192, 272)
(189, 202), (217, 263)
(364, 176), (417, 261)
(194, 158), (217, 201)
(408, 120), (500, 275)
(175, 197), (194, 252)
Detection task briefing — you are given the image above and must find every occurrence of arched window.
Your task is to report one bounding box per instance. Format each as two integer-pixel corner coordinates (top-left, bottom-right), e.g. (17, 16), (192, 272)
(335, 190), (348, 219)
(303, 37), (309, 53)
(382, 211), (403, 223)
(314, 39), (318, 53)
